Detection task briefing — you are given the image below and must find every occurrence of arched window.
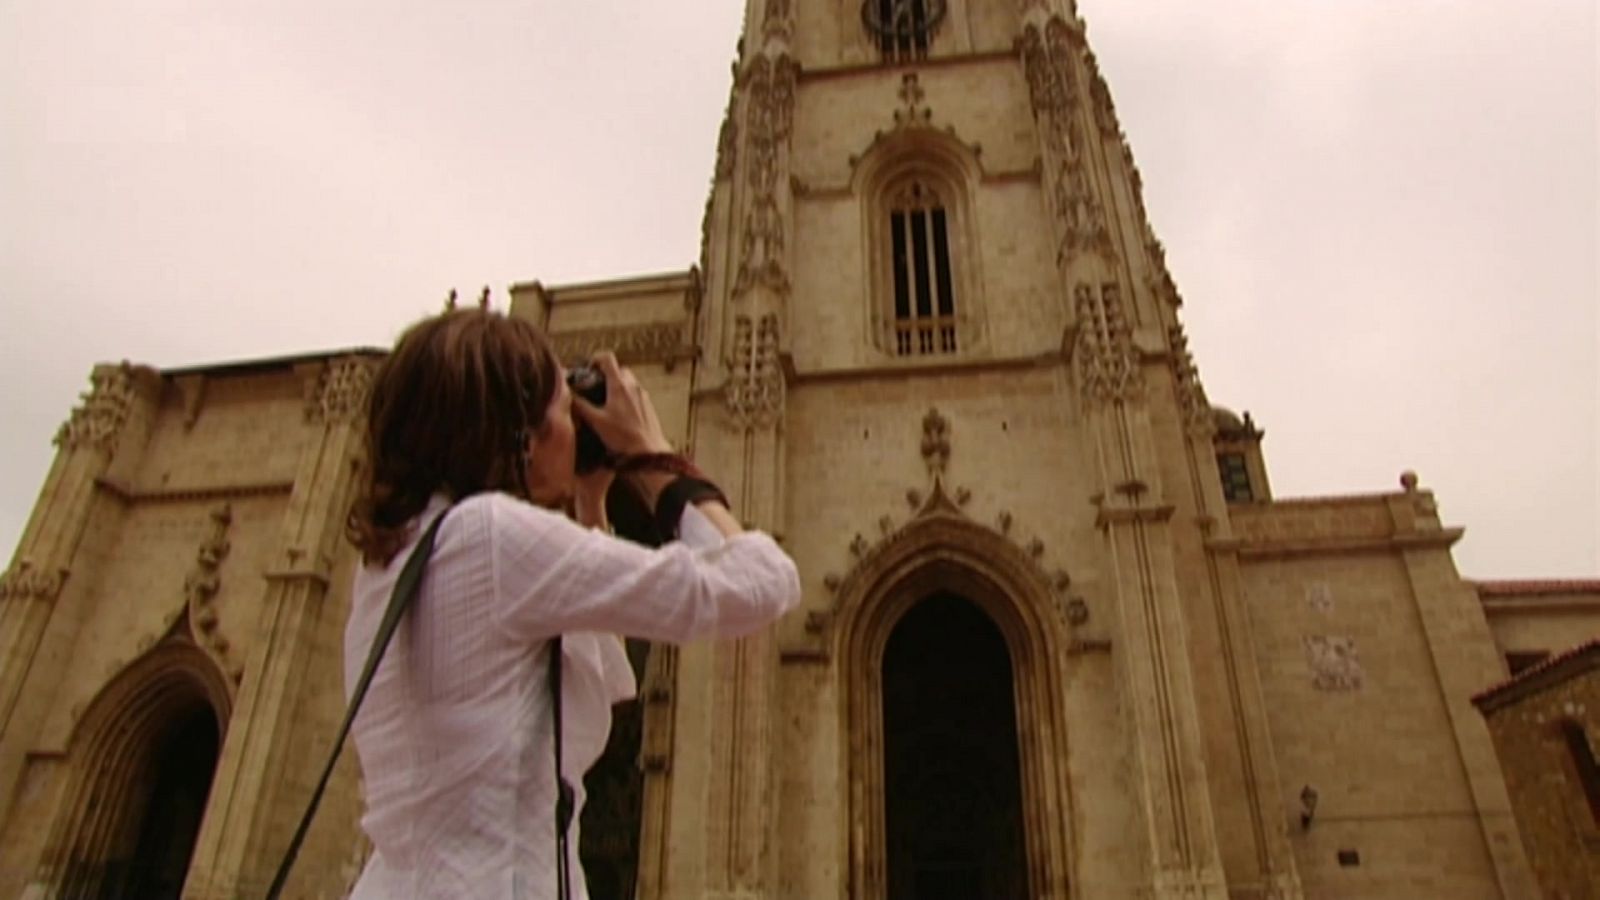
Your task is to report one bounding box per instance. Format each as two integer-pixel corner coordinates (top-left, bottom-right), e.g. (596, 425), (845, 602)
(862, 0), (948, 63)
(887, 178), (959, 356)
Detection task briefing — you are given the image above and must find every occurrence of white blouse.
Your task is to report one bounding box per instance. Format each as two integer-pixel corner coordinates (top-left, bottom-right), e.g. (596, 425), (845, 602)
(343, 492), (800, 899)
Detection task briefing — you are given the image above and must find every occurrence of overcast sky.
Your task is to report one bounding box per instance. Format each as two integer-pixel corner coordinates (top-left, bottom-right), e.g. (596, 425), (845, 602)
(1, 0), (1594, 579)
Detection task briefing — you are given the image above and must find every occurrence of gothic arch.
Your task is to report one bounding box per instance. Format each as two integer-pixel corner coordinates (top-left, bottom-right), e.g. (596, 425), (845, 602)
(851, 128), (988, 358)
(36, 639), (233, 898)
(834, 510), (1075, 900)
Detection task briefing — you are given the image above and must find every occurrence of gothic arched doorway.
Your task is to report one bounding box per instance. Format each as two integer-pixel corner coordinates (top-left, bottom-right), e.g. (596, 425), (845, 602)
(109, 702), (221, 897)
(41, 643), (232, 900)
(882, 592), (1027, 900)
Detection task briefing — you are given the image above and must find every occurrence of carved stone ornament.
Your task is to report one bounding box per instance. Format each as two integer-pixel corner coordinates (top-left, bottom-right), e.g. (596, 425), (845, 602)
(920, 407), (951, 478)
(183, 504), (243, 681)
(733, 53), (799, 296)
(0, 560), (68, 603)
(715, 110), (738, 181)
(763, 0), (792, 39)
(307, 356), (377, 424)
(1304, 635), (1363, 692)
(724, 313), (785, 428)
(1019, 18), (1115, 266)
(815, 409), (1075, 633)
(551, 322), (692, 368)
(894, 73), (931, 129)
(1168, 323), (1213, 436)
(54, 362), (141, 455)
(1072, 282), (1141, 404)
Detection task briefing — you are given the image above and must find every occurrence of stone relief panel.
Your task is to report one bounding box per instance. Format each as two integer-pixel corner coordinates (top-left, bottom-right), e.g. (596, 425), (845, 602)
(1304, 634), (1363, 692)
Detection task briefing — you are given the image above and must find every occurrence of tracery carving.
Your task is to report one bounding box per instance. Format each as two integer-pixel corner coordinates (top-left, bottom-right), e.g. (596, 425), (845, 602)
(306, 356), (377, 424)
(54, 363), (141, 455)
(1168, 324), (1214, 437)
(551, 322), (693, 368)
(0, 561), (68, 603)
(733, 53), (799, 296)
(183, 504), (243, 682)
(1019, 18), (1114, 266)
(724, 313), (785, 428)
(1072, 282), (1141, 404)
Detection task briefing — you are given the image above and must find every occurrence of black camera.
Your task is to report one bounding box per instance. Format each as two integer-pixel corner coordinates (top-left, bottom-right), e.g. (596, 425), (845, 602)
(566, 363), (609, 473)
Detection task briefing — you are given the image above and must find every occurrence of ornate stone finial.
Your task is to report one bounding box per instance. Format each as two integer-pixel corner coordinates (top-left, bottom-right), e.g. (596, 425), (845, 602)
(920, 408), (951, 478)
(997, 510), (1013, 534)
(479, 286), (491, 310)
(1400, 471), (1419, 493)
(0, 561), (68, 604)
(54, 362), (141, 455)
(894, 73), (931, 127)
(445, 288), (458, 311)
(307, 357), (378, 424)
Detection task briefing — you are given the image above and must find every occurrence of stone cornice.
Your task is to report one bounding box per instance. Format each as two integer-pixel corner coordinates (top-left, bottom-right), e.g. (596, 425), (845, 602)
(1210, 528), (1465, 560)
(95, 478), (294, 505)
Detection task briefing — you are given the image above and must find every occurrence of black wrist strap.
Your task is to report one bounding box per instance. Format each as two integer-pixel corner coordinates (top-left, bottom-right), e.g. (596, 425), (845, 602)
(267, 506), (452, 899)
(653, 475), (729, 539)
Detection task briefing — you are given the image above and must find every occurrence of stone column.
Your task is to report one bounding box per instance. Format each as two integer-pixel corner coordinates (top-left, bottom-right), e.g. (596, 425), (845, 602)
(668, 3), (795, 897)
(184, 355), (376, 898)
(0, 363), (158, 816)
(1021, 11), (1229, 893)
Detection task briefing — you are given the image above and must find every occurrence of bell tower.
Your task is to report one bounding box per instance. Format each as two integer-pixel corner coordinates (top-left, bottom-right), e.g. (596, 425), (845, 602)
(654, 0), (1305, 898)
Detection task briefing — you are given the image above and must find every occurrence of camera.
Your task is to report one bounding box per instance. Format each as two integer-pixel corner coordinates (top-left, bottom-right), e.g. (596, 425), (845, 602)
(566, 363), (609, 472)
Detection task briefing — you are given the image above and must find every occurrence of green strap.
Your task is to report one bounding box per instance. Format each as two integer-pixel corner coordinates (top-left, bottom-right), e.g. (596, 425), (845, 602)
(266, 507), (452, 899)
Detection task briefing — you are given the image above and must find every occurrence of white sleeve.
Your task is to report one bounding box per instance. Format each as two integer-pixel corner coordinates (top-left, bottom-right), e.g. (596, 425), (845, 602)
(485, 494), (801, 645)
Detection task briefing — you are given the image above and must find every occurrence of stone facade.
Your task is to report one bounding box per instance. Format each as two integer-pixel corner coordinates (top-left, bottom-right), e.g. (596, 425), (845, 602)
(1475, 639), (1600, 899)
(1, 1), (1595, 898)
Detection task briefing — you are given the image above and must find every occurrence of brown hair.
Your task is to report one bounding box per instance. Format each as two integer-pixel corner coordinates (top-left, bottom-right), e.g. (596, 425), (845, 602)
(347, 309), (561, 564)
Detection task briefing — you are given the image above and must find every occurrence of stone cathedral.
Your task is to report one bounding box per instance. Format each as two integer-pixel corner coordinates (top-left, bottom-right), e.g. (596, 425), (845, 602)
(2, 1), (1597, 898)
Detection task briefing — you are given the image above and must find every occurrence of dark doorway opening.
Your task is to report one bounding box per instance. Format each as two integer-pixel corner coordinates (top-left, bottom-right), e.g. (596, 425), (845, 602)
(581, 637), (651, 900)
(107, 705), (221, 899)
(883, 592), (1028, 900)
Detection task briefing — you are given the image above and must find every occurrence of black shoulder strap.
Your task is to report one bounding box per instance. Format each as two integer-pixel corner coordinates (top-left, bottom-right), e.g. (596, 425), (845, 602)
(552, 634), (574, 900)
(266, 507), (452, 900)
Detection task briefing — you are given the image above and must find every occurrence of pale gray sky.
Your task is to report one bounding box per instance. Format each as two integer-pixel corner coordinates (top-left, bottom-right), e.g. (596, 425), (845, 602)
(2, 1), (1595, 578)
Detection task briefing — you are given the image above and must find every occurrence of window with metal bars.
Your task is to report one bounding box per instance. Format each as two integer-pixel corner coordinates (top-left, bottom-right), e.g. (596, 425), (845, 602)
(862, 0), (946, 63)
(888, 179), (957, 357)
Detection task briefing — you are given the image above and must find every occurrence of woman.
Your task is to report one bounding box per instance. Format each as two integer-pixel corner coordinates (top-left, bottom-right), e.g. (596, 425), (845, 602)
(342, 309), (800, 898)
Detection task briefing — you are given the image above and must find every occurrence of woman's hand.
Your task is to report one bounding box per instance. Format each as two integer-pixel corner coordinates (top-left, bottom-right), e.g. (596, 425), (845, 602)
(571, 351), (673, 457)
